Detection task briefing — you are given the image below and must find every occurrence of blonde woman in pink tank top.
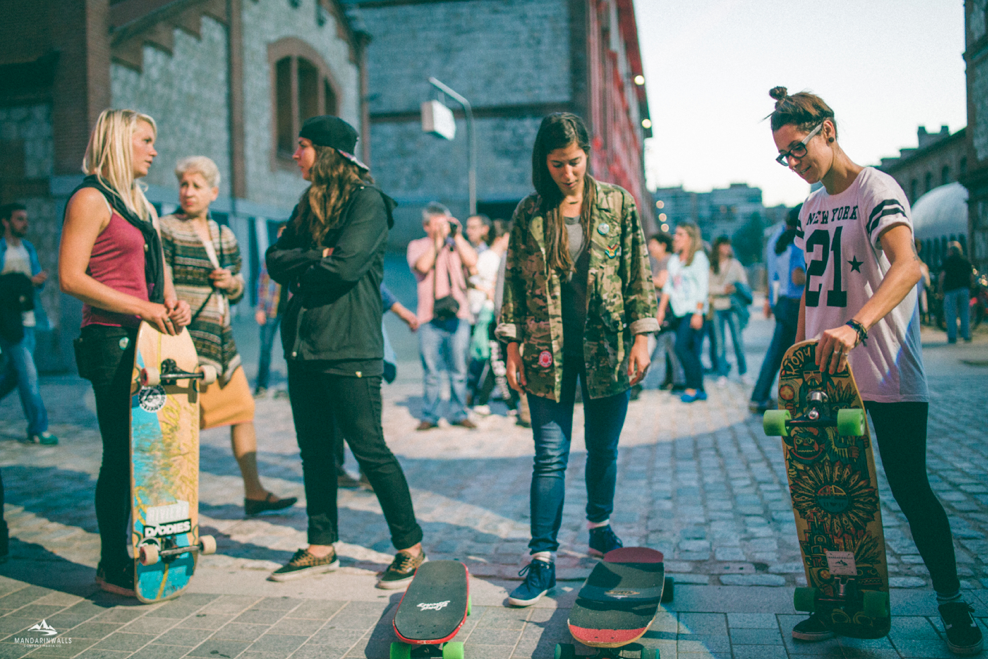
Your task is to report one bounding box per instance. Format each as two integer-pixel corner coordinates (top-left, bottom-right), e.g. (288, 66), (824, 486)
(59, 109), (191, 598)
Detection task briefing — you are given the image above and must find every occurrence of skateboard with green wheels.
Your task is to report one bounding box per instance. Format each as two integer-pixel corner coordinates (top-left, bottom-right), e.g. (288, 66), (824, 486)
(764, 339), (890, 639)
(391, 560), (470, 658)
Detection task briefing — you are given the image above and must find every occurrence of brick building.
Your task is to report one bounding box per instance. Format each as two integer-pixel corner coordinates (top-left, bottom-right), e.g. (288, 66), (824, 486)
(0, 0), (365, 370)
(878, 125), (968, 206)
(340, 0), (654, 245)
(964, 0), (988, 273)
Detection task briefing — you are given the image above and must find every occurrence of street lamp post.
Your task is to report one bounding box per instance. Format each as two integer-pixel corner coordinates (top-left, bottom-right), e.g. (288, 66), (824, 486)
(428, 77), (476, 216)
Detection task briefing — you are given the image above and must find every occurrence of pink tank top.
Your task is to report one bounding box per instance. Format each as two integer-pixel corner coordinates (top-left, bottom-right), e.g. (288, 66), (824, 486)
(82, 210), (149, 328)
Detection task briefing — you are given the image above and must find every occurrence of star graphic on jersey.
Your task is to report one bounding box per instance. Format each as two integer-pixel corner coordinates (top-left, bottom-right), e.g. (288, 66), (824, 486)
(848, 256), (863, 272)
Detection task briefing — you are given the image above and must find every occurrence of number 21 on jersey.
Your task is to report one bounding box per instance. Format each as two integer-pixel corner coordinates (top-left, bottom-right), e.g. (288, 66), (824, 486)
(805, 227), (848, 308)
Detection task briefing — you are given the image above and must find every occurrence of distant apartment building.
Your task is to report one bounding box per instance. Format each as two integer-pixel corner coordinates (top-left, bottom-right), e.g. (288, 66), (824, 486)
(340, 0), (655, 245)
(878, 125), (968, 205)
(964, 0), (988, 273)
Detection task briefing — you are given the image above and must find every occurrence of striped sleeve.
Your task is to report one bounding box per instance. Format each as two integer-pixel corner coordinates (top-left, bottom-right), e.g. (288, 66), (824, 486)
(866, 197), (909, 248)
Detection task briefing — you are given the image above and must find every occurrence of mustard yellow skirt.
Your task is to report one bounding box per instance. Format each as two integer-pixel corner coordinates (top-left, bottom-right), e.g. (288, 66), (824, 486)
(200, 366), (255, 429)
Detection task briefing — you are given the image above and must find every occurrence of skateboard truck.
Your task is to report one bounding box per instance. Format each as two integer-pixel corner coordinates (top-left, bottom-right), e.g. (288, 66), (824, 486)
(138, 535), (216, 566)
(141, 359), (218, 387)
(763, 391), (867, 437)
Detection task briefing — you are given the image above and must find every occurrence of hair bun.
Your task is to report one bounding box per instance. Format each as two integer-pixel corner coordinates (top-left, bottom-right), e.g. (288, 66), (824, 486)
(769, 86), (788, 107)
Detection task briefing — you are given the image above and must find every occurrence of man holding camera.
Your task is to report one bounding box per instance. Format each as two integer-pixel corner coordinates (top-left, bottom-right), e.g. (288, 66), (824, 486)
(407, 202), (478, 430)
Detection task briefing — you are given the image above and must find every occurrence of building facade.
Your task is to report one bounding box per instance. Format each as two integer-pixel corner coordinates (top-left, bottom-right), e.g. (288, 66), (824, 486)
(878, 125), (968, 206)
(964, 0), (988, 273)
(0, 0), (364, 370)
(340, 0), (654, 245)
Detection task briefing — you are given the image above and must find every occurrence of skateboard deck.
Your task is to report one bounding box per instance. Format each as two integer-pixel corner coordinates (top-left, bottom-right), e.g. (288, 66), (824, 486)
(130, 322), (216, 603)
(764, 340), (890, 639)
(392, 560), (470, 658)
(561, 547), (673, 659)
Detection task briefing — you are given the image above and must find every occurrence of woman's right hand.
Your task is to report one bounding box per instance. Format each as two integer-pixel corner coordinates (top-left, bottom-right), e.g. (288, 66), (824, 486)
(255, 310), (267, 326)
(690, 312), (703, 330)
(142, 302), (180, 335)
(505, 342), (527, 393)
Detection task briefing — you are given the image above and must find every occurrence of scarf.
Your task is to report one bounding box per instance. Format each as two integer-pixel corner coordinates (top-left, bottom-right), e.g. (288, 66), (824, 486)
(66, 175), (165, 303)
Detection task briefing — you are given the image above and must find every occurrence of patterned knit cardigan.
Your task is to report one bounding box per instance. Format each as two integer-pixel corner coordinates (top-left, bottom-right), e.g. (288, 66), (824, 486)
(160, 214), (246, 384)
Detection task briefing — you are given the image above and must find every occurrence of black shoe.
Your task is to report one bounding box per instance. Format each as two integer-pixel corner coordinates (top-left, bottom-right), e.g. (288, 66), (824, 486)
(416, 420), (438, 431)
(96, 562), (135, 597)
(940, 602), (984, 655)
(245, 493), (298, 516)
(268, 548), (339, 582)
(377, 549), (427, 589)
(588, 525), (624, 558)
(452, 418), (477, 429)
(791, 614), (834, 641)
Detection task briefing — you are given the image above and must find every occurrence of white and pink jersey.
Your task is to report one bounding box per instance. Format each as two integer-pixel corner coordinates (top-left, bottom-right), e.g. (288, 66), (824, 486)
(795, 167), (928, 403)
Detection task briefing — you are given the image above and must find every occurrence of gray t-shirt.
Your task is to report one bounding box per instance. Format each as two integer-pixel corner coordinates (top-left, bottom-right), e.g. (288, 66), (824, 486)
(560, 216), (589, 358)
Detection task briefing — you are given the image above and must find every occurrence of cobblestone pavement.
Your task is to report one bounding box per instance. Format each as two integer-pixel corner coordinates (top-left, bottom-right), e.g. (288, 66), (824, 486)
(1, 295), (988, 658)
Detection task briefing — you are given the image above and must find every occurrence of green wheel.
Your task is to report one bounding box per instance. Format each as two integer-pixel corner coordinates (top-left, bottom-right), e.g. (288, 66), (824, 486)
(794, 587), (818, 612)
(390, 642), (411, 659)
(763, 410), (791, 436)
(555, 643), (576, 659)
(661, 576), (674, 603)
(862, 590), (890, 618)
(837, 409), (866, 436)
(442, 641), (464, 659)
(467, 595), (471, 616)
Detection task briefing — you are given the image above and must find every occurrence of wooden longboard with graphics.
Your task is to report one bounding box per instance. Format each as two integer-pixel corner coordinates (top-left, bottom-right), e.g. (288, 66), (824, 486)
(391, 561), (469, 659)
(130, 322), (217, 603)
(764, 340), (890, 639)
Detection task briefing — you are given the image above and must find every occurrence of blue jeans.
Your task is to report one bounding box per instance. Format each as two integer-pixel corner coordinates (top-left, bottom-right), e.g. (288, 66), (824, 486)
(256, 314), (282, 390)
(526, 358), (629, 554)
(750, 297), (800, 404)
(0, 327), (48, 436)
(419, 318), (471, 423)
(674, 315), (705, 392)
(713, 308), (747, 376)
(943, 288), (970, 342)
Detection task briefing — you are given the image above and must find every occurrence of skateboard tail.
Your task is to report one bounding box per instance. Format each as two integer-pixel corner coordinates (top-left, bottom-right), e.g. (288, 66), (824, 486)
(567, 625), (648, 649)
(392, 562), (470, 645)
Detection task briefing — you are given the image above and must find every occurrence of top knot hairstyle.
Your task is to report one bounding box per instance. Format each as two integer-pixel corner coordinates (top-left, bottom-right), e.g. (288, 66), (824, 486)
(767, 86), (837, 137)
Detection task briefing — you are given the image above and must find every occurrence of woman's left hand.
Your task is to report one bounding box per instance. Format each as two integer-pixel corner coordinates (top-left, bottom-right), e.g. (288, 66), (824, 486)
(166, 298), (192, 328)
(816, 324), (858, 374)
(690, 313), (703, 330)
(210, 268), (236, 292)
(627, 335), (651, 386)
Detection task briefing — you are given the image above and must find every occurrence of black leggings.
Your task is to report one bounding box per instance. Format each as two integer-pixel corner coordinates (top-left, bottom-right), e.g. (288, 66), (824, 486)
(867, 401), (959, 595)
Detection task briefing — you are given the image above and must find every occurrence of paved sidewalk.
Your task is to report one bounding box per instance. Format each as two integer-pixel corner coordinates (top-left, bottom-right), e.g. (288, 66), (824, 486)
(1, 296), (987, 658)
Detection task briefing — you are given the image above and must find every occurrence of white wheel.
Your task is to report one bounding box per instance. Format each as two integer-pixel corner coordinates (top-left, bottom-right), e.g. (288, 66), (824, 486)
(142, 367), (161, 387)
(139, 543), (159, 566)
(199, 365), (217, 385)
(199, 535), (216, 555)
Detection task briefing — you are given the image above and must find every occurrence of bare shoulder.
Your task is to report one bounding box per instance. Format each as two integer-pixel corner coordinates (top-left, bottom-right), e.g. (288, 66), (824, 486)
(66, 187), (111, 229)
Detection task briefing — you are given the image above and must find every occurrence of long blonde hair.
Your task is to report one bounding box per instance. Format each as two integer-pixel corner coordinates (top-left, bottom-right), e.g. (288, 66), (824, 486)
(294, 146), (374, 246)
(677, 221), (703, 266)
(82, 109), (157, 222)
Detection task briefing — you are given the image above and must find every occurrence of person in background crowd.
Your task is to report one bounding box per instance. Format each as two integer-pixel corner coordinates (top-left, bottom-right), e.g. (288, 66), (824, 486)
(59, 109), (191, 596)
(466, 214), (492, 253)
(749, 205), (805, 413)
(407, 202), (479, 430)
(0, 203), (57, 445)
(939, 241), (973, 344)
(161, 156), (296, 518)
(769, 85), (980, 654)
(657, 222), (710, 403)
(708, 235), (751, 387)
(915, 240), (931, 325)
(639, 231), (684, 394)
(266, 115), (426, 588)
(254, 223), (289, 398)
(498, 112), (657, 607)
(467, 218), (511, 414)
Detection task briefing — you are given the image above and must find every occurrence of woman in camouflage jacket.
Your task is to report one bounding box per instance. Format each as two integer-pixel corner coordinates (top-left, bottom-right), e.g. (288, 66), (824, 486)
(495, 113), (658, 607)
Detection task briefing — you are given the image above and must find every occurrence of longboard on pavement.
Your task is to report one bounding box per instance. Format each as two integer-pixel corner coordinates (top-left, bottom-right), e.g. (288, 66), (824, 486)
(559, 547), (674, 659)
(130, 322), (217, 603)
(764, 339), (890, 639)
(391, 560), (470, 659)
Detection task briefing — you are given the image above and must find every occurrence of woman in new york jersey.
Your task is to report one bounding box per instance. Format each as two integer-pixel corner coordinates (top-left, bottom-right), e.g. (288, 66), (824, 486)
(768, 86), (981, 655)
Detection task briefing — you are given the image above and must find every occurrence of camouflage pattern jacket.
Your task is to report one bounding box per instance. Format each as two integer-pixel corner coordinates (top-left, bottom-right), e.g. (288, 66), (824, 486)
(495, 179), (659, 401)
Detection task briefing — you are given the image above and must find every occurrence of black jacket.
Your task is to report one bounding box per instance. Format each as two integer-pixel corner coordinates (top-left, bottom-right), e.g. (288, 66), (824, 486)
(266, 185), (396, 363)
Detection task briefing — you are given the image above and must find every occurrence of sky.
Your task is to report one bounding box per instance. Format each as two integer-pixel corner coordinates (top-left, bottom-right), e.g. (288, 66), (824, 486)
(636, 0), (968, 208)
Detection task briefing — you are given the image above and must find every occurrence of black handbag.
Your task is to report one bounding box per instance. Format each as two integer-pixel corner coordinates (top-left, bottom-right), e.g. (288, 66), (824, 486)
(432, 251), (460, 321)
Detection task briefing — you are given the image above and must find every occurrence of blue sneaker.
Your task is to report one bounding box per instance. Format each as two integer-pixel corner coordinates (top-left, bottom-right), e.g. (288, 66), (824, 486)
(588, 525), (623, 557)
(507, 559), (555, 607)
(680, 390), (708, 403)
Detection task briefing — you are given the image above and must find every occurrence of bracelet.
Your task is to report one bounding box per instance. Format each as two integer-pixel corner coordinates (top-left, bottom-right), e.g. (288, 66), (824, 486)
(845, 319), (868, 347)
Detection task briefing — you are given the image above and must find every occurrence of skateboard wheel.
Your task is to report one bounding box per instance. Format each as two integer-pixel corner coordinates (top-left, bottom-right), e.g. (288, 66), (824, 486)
(862, 590), (889, 618)
(554, 643), (575, 659)
(142, 367), (161, 387)
(442, 641), (464, 659)
(199, 535), (217, 555)
(139, 543), (160, 566)
(389, 642), (411, 659)
(199, 365), (218, 385)
(662, 576), (674, 603)
(763, 410), (791, 436)
(837, 409), (866, 436)
(793, 586), (818, 612)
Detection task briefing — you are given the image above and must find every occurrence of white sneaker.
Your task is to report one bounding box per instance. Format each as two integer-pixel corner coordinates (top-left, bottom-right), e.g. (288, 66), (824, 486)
(717, 376), (728, 388)
(740, 374), (754, 385)
(472, 404), (492, 416)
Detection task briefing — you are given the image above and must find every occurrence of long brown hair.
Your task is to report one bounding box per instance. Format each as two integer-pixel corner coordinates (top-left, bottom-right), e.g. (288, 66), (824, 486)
(294, 146), (374, 246)
(677, 221), (703, 267)
(532, 112), (596, 274)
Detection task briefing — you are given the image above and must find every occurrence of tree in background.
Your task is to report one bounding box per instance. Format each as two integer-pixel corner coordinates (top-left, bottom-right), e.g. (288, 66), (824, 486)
(731, 211), (765, 265)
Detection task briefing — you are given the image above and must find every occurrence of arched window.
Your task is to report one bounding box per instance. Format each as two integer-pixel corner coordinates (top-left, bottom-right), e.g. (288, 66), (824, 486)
(924, 171), (933, 193)
(910, 179), (918, 202)
(942, 165), (950, 185)
(269, 39), (343, 163)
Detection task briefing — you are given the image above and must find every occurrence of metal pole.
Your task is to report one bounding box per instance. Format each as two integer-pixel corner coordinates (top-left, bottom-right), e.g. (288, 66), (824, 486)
(428, 77), (476, 215)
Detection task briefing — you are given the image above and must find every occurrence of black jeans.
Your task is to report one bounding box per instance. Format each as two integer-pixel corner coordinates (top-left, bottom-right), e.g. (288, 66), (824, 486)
(867, 401), (959, 595)
(78, 324), (138, 568)
(751, 297), (800, 404)
(287, 362), (423, 549)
